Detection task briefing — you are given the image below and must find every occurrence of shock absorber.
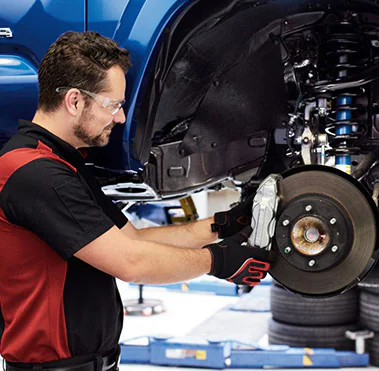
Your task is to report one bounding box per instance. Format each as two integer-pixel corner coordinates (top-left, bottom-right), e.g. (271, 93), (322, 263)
(324, 23), (363, 174)
(334, 94), (358, 173)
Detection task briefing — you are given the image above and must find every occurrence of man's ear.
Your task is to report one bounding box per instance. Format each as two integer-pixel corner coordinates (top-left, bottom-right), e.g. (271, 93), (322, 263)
(64, 89), (83, 116)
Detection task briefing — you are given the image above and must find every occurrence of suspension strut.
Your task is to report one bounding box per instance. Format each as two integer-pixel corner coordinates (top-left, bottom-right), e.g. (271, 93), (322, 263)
(324, 23), (363, 174)
(334, 94), (359, 173)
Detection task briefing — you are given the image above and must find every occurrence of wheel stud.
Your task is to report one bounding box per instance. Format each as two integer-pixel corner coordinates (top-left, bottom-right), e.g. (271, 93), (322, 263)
(305, 205), (312, 212)
(284, 247), (291, 254)
(331, 245), (338, 253)
(330, 218), (337, 225)
(282, 219), (290, 226)
(308, 260), (316, 267)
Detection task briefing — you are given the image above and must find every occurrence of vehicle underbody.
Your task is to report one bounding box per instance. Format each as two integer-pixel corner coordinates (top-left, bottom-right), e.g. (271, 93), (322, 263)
(105, 0), (379, 296)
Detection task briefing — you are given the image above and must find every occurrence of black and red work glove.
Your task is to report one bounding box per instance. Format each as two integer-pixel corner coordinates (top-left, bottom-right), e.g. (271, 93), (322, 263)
(204, 226), (270, 286)
(211, 195), (254, 239)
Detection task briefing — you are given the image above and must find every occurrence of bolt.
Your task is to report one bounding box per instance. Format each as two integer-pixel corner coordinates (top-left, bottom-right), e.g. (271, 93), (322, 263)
(303, 137), (310, 144)
(331, 245), (338, 253)
(330, 218), (337, 225)
(308, 260), (316, 267)
(305, 205), (312, 212)
(282, 219), (290, 226)
(284, 247), (291, 254)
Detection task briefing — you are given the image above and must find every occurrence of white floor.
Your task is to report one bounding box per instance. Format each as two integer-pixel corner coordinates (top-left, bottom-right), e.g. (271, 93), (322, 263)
(117, 279), (379, 371)
(118, 281), (238, 341)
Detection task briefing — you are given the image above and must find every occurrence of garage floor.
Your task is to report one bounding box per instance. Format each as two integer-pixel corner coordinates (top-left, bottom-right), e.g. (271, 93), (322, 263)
(0, 278), (375, 370)
(117, 279), (379, 371)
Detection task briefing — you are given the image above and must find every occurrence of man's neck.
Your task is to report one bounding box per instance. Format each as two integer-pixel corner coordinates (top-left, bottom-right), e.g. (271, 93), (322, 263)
(32, 111), (82, 149)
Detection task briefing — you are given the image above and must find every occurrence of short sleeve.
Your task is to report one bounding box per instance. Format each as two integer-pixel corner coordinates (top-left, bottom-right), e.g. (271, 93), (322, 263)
(1, 159), (115, 260)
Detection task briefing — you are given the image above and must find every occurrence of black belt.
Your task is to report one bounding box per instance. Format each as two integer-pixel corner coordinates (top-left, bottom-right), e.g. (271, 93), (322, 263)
(6, 351), (119, 371)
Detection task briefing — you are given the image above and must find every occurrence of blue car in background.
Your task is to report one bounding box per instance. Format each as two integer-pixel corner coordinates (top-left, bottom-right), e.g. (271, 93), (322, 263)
(2, 0), (379, 296)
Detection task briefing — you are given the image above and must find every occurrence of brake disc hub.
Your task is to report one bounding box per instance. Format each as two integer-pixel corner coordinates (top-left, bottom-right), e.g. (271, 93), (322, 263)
(276, 195), (353, 272)
(269, 167), (379, 296)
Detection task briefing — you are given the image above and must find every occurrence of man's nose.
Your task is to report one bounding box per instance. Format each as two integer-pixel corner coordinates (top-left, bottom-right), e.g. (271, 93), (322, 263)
(114, 107), (126, 124)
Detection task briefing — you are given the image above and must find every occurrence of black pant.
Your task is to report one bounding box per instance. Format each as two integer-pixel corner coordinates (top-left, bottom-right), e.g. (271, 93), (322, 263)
(5, 347), (120, 371)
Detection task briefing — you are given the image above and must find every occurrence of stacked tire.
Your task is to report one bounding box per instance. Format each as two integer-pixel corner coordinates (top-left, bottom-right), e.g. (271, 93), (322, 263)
(359, 264), (379, 366)
(269, 283), (359, 350)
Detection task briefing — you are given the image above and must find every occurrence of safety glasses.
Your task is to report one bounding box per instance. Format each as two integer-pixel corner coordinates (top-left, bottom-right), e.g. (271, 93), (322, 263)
(56, 87), (126, 115)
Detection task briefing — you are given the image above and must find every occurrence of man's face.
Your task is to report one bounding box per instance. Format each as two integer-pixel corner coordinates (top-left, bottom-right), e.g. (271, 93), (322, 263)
(73, 66), (126, 147)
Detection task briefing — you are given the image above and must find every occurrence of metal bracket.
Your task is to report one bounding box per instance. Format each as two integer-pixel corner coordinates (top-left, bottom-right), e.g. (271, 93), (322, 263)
(300, 126), (315, 165)
(102, 182), (159, 201)
(248, 174), (282, 251)
(0, 28), (13, 39)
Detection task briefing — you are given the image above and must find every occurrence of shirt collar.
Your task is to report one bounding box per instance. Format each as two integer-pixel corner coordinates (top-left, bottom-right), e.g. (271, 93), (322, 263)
(18, 120), (86, 167)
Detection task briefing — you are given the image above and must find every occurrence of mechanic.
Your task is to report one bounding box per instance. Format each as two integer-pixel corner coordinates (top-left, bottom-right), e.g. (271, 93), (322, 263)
(0, 31), (270, 370)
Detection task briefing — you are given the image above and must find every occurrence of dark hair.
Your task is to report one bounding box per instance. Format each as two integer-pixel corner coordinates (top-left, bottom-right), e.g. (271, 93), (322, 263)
(38, 31), (132, 112)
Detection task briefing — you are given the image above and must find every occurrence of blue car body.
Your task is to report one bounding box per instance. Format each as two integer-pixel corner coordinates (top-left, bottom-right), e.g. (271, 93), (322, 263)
(0, 0), (189, 172)
(2, 0), (379, 203)
(1, 0), (283, 201)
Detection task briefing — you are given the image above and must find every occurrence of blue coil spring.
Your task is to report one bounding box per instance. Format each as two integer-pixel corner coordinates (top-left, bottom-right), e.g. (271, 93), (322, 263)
(324, 25), (363, 166)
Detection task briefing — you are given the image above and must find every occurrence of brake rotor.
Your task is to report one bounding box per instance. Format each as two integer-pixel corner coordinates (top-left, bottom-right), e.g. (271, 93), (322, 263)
(270, 168), (379, 297)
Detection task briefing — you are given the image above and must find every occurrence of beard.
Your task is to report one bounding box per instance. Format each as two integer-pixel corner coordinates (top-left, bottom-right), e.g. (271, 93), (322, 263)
(74, 108), (114, 147)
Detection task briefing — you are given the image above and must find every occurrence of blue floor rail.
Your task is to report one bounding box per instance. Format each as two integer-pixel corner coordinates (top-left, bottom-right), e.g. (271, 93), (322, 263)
(129, 279), (240, 296)
(120, 336), (369, 369)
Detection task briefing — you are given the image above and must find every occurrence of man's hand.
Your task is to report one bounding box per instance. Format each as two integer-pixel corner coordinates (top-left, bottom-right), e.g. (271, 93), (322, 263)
(211, 195), (254, 239)
(204, 226), (270, 286)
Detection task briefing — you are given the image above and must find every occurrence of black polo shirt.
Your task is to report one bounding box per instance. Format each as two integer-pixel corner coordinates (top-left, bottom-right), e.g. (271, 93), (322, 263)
(0, 120), (128, 364)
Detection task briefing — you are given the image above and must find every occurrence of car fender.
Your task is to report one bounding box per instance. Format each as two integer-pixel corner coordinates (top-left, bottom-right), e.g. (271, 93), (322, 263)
(0, 55), (38, 147)
(89, 0), (194, 171)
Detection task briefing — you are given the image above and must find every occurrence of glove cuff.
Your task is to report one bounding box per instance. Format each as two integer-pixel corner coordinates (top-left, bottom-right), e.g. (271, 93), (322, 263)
(204, 244), (223, 277)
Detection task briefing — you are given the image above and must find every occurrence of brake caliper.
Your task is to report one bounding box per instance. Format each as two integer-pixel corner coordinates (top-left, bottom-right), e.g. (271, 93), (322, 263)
(248, 174), (282, 251)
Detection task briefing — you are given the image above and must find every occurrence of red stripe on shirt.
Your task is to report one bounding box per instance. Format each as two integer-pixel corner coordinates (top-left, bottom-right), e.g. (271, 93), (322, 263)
(0, 143), (74, 362)
(0, 141), (77, 192)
